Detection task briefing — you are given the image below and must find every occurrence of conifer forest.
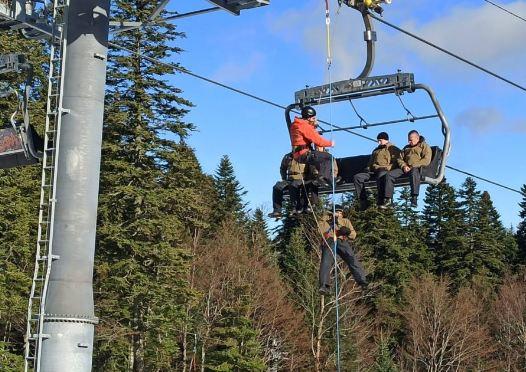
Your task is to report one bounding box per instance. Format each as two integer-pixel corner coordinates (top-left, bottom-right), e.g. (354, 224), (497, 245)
(1, 1), (526, 371)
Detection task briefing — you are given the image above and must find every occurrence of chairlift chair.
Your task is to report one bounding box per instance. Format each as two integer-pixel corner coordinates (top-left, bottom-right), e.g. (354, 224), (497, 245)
(284, 72), (451, 195)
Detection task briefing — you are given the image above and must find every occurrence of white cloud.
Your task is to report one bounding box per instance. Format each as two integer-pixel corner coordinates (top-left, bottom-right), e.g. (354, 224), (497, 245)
(455, 106), (526, 134)
(395, 1), (526, 71)
(268, 1), (526, 81)
(211, 52), (265, 83)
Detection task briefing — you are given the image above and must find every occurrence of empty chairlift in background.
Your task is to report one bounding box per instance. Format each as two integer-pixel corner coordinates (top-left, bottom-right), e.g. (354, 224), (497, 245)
(0, 53), (43, 169)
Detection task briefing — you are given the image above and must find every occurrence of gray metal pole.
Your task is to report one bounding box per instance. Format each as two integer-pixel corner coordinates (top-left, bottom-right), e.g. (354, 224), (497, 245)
(40, 1), (109, 371)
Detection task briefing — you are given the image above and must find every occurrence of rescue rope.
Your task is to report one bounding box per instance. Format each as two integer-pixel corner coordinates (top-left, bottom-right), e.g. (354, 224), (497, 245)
(325, 1), (342, 371)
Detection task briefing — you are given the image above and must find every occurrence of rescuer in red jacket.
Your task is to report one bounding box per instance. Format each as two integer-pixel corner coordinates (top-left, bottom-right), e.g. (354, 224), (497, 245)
(290, 106), (336, 187)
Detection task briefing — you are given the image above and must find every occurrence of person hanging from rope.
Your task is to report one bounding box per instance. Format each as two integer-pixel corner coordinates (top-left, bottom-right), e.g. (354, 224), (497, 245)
(268, 152), (304, 219)
(353, 132), (400, 210)
(381, 130), (432, 208)
(289, 106), (338, 188)
(318, 205), (368, 295)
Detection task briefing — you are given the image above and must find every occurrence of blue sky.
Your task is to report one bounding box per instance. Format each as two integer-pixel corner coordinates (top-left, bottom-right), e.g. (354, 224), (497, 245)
(160, 0), (525, 228)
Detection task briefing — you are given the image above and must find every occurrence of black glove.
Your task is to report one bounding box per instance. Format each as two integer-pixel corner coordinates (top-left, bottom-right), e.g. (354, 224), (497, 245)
(337, 226), (352, 238)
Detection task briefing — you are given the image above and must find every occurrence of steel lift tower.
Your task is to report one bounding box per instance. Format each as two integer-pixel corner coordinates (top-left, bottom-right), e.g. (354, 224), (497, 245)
(18, 1), (110, 371)
(0, 1), (269, 371)
(1, 0), (109, 371)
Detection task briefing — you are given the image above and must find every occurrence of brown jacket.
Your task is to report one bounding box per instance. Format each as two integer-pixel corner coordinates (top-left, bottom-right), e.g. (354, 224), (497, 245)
(279, 153), (307, 181)
(288, 159), (307, 181)
(397, 138), (432, 169)
(318, 215), (357, 240)
(366, 142), (400, 172)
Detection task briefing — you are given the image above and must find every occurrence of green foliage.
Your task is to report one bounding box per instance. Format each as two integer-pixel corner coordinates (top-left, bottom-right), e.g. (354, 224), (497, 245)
(93, 1), (208, 369)
(395, 187), (421, 231)
(422, 181), (469, 287)
(516, 185), (526, 265)
(280, 226), (317, 295)
(0, 31), (48, 366)
(354, 207), (431, 301)
(206, 307), (266, 371)
(373, 338), (398, 372)
(470, 191), (507, 283)
(247, 208), (270, 250)
(213, 155), (247, 226)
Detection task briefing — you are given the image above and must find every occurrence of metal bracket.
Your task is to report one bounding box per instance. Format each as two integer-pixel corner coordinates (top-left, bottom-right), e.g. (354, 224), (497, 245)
(0, 53), (30, 75)
(295, 72), (415, 105)
(0, 1), (52, 40)
(207, 0), (269, 16)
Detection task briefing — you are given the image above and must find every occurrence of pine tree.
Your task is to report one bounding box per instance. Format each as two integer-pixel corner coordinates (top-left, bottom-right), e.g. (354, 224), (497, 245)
(422, 181), (469, 287)
(213, 155), (247, 225)
(354, 207), (431, 301)
(206, 304), (266, 371)
(373, 338), (398, 372)
(93, 1), (206, 369)
(516, 185), (526, 265)
(0, 31), (49, 368)
(458, 177), (481, 231)
(471, 191), (506, 283)
(396, 187), (421, 230)
(247, 208), (270, 249)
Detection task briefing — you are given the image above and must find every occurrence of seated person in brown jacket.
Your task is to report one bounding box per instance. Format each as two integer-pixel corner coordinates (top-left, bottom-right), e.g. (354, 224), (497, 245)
(353, 132), (400, 210)
(269, 152), (306, 219)
(381, 130), (432, 208)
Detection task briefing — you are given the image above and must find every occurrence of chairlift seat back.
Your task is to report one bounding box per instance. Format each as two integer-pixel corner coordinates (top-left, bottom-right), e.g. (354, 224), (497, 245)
(0, 125), (42, 169)
(318, 146), (442, 194)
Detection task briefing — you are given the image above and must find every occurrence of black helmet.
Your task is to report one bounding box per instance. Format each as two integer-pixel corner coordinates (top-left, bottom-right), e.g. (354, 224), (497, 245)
(301, 106), (316, 119)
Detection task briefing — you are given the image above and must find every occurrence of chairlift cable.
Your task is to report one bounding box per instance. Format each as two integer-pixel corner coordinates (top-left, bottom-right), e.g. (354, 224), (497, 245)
(369, 13), (526, 92)
(107, 43), (524, 197)
(445, 165), (524, 196)
(482, 0), (526, 23)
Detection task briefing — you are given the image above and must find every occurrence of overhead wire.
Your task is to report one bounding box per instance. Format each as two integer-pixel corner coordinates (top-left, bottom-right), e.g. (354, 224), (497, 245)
(482, 0), (526, 23)
(107, 42), (525, 197)
(368, 13), (526, 92)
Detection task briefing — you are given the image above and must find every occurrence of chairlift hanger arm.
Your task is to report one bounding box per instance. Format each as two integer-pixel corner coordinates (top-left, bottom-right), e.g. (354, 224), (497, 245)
(337, 0), (392, 78)
(413, 83), (450, 185)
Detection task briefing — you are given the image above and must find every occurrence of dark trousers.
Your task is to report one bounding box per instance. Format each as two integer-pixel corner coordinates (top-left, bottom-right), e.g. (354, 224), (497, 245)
(319, 239), (367, 288)
(295, 182), (318, 211)
(384, 167), (422, 198)
(353, 170), (388, 203)
(272, 181), (303, 212)
(297, 150), (334, 182)
(306, 183), (319, 206)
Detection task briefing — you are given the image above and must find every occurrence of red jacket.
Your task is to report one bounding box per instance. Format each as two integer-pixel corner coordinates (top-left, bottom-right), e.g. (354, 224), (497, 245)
(289, 117), (332, 158)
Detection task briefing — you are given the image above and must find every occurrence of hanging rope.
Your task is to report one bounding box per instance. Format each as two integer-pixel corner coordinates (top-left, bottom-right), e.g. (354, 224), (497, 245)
(325, 1), (342, 371)
(325, 0), (333, 68)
